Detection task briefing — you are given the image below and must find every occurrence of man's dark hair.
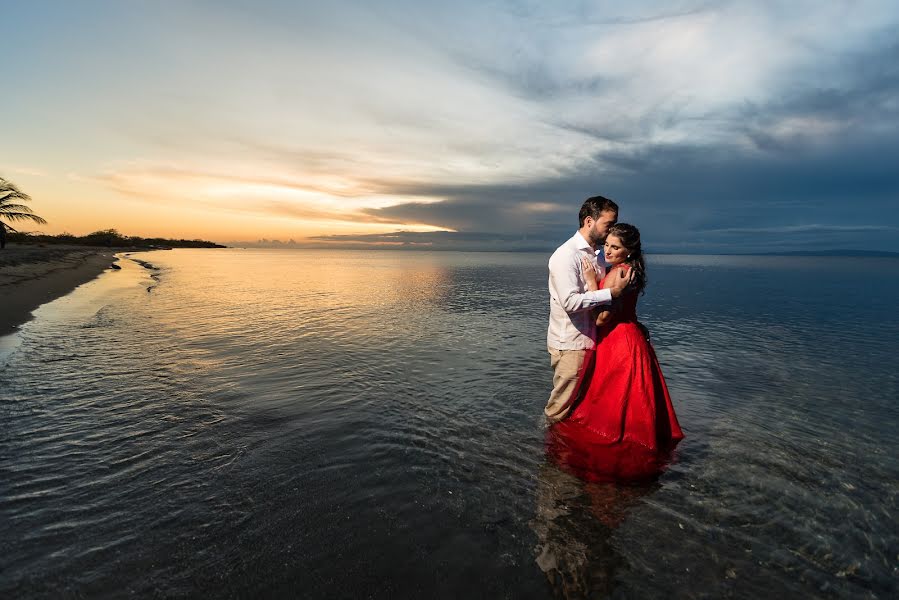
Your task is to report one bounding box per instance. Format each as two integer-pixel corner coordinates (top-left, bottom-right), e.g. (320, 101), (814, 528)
(578, 195), (619, 227)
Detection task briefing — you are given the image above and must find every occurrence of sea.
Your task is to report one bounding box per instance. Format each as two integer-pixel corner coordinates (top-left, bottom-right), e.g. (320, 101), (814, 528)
(1, 249), (896, 599)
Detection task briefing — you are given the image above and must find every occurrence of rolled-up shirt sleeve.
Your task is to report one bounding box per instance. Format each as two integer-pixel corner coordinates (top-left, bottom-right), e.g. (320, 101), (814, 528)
(549, 251), (612, 313)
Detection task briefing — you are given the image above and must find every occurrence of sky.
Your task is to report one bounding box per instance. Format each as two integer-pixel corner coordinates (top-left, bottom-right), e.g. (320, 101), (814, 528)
(2, 0), (897, 252)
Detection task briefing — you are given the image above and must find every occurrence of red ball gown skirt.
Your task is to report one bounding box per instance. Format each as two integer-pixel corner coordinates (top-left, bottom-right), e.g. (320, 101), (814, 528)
(549, 318), (684, 483)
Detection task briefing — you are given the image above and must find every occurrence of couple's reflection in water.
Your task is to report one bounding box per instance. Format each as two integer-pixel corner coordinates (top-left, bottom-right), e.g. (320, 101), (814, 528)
(531, 425), (677, 598)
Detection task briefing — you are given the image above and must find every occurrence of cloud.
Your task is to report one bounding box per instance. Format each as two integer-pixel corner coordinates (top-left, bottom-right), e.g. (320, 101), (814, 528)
(81, 160), (453, 232)
(308, 229), (558, 251)
(1, 165), (47, 177)
(6, 1), (899, 250)
(699, 224), (898, 234)
(348, 120), (899, 252)
(344, 9), (899, 253)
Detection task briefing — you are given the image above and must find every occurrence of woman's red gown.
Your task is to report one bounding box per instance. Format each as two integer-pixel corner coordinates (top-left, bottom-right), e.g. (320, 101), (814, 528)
(549, 265), (684, 482)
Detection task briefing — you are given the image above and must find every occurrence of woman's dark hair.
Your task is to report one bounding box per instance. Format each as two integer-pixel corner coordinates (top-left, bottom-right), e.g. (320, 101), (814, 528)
(607, 223), (647, 294)
(578, 195), (618, 227)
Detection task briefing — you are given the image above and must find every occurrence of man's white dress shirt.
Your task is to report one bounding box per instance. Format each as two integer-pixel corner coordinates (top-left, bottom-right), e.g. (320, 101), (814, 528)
(547, 231), (613, 350)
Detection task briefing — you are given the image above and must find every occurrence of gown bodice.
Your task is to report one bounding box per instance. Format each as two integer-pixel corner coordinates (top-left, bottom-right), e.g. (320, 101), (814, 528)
(599, 265), (638, 323)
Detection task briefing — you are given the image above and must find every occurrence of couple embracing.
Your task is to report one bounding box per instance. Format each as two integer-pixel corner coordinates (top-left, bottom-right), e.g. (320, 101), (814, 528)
(545, 196), (683, 477)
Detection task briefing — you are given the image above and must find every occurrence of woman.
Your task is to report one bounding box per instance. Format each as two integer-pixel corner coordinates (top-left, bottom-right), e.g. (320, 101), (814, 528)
(548, 223), (684, 482)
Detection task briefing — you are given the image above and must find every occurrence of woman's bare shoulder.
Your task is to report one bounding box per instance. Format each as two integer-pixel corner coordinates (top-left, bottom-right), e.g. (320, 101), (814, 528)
(607, 263), (631, 274)
(601, 263), (630, 288)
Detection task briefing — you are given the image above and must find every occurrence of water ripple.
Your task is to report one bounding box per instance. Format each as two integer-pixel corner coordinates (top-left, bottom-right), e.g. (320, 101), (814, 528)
(1, 250), (896, 598)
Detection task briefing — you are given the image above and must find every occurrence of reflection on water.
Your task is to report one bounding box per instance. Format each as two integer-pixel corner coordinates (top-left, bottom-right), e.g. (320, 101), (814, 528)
(545, 426), (677, 483)
(532, 461), (656, 598)
(1, 249), (897, 598)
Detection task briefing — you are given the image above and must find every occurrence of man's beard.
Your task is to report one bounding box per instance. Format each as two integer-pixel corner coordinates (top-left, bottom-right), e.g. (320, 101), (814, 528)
(589, 230), (607, 247)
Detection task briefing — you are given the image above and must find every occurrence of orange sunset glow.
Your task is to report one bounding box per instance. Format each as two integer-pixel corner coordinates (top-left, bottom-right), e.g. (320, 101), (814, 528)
(3, 1), (897, 252)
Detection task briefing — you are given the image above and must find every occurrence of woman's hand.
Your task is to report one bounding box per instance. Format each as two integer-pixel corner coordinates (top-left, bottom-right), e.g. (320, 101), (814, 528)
(604, 266), (635, 298)
(581, 255), (599, 291)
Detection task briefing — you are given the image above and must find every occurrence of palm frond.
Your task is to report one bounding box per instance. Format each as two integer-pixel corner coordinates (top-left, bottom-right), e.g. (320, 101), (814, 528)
(1, 211), (48, 224)
(0, 204), (38, 213)
(0, 178), (32, 202)
(0, 190), (33, 203)
(0, 176), (46, 230)
(0, 177), (27, 190)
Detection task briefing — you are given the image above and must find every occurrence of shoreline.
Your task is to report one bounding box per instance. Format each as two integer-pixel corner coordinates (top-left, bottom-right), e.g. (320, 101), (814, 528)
(0, 245), (140, 336)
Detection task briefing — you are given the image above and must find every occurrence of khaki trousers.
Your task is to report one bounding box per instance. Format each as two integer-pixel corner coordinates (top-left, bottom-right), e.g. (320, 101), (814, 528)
(545, 346), (587, 421)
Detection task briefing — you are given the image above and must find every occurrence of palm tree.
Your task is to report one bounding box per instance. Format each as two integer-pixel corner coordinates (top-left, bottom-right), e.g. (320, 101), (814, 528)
(1, 176), (47, 248)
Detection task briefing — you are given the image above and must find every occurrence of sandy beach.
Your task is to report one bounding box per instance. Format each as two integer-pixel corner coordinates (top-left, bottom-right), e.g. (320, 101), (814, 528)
(0, 245), (123, 336)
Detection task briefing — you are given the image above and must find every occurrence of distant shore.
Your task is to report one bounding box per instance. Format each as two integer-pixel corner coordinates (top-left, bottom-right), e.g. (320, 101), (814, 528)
(0, 245), (133, 336)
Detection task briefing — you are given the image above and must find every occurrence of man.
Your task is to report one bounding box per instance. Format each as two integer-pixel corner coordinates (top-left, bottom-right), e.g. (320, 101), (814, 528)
(545, 196), (633, 421)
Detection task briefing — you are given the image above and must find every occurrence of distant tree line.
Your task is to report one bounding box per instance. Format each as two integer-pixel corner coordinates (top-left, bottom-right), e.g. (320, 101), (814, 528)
(2, 176), (224, 250)
(7, 228), (225, 249)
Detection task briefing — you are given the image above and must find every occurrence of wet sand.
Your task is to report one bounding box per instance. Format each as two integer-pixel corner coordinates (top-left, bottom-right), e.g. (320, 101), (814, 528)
(0, 245), (123, 336)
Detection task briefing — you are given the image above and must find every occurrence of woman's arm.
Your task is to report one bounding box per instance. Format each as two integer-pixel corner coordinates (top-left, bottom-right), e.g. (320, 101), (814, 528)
(595, 307), (613, 326)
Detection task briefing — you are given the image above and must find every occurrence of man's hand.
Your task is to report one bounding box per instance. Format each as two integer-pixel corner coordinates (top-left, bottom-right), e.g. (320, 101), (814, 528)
(606, 268), (636, 298)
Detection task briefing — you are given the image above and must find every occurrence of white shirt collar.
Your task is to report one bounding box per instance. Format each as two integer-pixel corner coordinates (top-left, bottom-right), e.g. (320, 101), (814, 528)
(573, 231), (597, 254)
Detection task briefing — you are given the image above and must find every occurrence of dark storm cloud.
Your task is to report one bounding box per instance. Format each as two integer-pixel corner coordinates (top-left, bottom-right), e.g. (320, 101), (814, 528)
(353, 24), (899, 254)
(737, 33), (899, 154)
(358, 129), (899, 253)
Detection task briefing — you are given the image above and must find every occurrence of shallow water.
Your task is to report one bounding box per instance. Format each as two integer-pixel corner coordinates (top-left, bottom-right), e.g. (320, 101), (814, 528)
(1, 249), (896, 598)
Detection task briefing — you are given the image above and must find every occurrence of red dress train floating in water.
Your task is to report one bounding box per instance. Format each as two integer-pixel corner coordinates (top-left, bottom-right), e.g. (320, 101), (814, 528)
(548, 265), (684, 483)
